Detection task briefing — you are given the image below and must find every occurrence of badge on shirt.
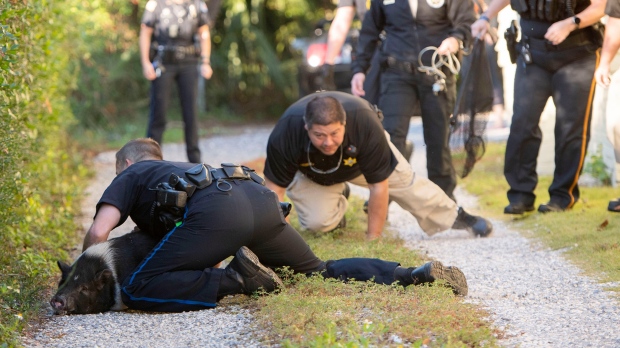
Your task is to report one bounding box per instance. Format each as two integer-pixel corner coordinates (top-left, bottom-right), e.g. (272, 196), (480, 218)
(343, 157), (357, 167)
(426, 0), (444, 8)
(383, 0), (395, 5)
(145, 0), (157, 12)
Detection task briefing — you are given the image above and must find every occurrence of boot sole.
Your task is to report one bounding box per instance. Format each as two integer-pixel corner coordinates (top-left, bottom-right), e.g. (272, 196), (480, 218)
(428, 261), (468, 296)
(236, 247), (285, 292)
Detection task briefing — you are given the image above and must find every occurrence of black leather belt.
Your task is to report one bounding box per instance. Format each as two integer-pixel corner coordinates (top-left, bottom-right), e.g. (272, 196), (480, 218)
(384, 56), (417, 74)
(523, 31), (592, 51)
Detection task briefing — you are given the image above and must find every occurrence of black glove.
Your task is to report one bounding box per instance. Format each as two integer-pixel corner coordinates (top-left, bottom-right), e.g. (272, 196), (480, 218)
(321, 64), (337, 91)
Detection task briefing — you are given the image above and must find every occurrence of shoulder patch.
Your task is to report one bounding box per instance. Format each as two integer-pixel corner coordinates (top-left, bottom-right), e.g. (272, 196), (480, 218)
(145, 0), (158, 12)
(426, 0), (444, 8)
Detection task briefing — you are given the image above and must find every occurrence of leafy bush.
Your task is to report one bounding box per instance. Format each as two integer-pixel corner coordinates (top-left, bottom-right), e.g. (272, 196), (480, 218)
(1, 1), (88, 345)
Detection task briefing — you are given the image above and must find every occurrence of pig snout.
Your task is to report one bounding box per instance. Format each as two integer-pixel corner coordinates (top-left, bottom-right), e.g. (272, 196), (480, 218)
(50, 294), (73, 315)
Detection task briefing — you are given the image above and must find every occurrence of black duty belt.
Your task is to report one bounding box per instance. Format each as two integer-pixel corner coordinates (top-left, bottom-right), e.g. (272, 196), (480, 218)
(384, 56), (417, 74)
(154, 44), (198, 55)
(524, 31), (592, 51)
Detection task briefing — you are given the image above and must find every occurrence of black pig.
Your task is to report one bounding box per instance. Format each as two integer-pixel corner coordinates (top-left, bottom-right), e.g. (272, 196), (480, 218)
(50, 230), (159, 315)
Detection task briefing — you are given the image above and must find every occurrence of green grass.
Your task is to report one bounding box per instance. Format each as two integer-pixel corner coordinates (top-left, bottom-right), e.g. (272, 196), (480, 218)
(460, 142), (620, 292)
(248, 196), (499, 347)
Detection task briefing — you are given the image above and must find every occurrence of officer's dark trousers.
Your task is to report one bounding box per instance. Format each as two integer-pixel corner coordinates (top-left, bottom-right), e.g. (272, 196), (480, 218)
(121, 180), (400, 312)
(379, 68), (457, 199)
(147, 62), (202, 163)
(505, 25), (599, 209)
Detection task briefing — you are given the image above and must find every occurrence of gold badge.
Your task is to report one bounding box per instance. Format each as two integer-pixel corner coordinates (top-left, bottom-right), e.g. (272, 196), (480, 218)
(343, 157), (357, 166)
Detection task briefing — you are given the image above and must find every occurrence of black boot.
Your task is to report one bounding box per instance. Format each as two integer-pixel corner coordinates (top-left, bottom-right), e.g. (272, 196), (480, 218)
(408, 261), (468, 296)
(452, 207), (493, 237)
(221, 247), (283, 296)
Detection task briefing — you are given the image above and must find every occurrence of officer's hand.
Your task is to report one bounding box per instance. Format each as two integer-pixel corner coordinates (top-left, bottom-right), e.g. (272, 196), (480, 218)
(471, 19), (490, 39)
(351, 72), (366, 97)
(437, 37), (459, 55)
(142, 63), (157, 81)
(201, 64), (213, 80)
(595, 64), (612, 87)
(544, 18), (574, 46)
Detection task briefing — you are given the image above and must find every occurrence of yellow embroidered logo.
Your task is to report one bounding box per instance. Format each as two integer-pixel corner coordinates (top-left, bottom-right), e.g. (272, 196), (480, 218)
(343, 157), (357, 166)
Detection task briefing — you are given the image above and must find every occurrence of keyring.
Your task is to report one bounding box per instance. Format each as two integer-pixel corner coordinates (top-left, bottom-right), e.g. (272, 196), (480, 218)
(216, 179), (232, 192)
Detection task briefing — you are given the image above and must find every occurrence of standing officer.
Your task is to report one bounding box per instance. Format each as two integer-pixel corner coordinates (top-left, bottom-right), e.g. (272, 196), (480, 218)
(264, 91), (492, 241)
(78, 138), (469, 313)
(139, 0), (213, 163)
(472, 0), (606, 214)
(594, 0), (620, 212)
(351, 0), (476, 200)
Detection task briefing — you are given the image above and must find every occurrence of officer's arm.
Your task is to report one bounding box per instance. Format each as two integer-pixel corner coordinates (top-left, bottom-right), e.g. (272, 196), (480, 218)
(198, 25), (213, 79)
(596, 17), (620, 86)
(326, 6), (356, 65)
(471, 0), (510, 38)
(139, 24), (157, 80)
(82, 204), (121, 252)
(366, 179), (389, 240)
(544, 0), (606, 45)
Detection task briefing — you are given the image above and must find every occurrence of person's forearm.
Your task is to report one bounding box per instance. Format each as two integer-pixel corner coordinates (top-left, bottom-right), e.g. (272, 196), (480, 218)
(573, 0), (606, 29)
(600, 17), (620, 67)
(139, 24), (154, 66)
(82, 204), (121, 252)
(481, 0), (510, 19)
(325, 6), (355, 65)
(366, 181), (389, 240)
(199, 25), (211, 63)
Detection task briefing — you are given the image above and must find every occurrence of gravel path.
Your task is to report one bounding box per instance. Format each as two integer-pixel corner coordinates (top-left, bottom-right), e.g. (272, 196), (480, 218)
(22, 123), (620, 347)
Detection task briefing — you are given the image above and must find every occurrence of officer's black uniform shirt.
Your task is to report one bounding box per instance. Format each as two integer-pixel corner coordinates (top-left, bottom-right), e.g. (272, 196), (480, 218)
(606, 0), (620, 17)
(264, 92), (397, 187)
(96, 160), (196, 238)
(142, 0), (210, 46)
(352, 0), (475, 74)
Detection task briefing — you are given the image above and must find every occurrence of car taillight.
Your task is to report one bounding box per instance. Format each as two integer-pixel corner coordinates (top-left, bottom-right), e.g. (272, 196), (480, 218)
(306, 43), (327, 67)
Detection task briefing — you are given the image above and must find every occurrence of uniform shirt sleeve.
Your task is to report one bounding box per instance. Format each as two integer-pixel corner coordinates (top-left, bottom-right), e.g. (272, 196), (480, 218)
(142, 0), (160, 28)
(355, 110), (397, 183)
(338, 0), (355, 8)
(198, 0), (210, 27)
(352, 0), (384, 74)
(607, 0), (620, 18)
(263, 118), (302, 188)
(446, 0), (476, 49)
(95, 171), (141, 228)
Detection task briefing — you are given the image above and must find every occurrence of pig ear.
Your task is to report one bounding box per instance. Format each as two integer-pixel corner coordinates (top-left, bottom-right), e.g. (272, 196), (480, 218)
(95, 269), (114, 290)
(57, 261), (72, 276)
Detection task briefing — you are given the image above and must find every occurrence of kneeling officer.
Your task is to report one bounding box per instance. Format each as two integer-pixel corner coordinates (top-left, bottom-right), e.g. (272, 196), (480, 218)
(82, 138), (469, 313)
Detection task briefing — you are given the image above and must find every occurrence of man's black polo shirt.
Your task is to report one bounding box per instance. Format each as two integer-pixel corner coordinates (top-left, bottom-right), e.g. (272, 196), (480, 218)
(264, 91), (397, 187)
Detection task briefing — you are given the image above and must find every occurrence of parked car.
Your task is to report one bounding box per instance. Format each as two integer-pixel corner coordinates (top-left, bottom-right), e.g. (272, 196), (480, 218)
(292, 20), (358, 97)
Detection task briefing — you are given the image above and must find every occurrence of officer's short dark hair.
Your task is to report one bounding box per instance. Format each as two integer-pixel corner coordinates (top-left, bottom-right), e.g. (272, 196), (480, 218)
(303, 96), (346, 129)
(116, 138), (163, 170)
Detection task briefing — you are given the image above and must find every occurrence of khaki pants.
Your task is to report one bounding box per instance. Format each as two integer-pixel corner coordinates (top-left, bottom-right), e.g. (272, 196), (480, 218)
(286, 132), (458, 235)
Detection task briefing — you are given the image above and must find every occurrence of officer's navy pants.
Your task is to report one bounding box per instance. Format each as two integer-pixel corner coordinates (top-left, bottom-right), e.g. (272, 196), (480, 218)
(147, 62), (202, 163)
(505, 21), (599, 209)
(121, 179), (400, 312)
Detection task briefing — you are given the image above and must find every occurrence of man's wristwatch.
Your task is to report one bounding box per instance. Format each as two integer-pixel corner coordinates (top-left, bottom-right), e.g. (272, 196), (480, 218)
(572, 16), (581, 28)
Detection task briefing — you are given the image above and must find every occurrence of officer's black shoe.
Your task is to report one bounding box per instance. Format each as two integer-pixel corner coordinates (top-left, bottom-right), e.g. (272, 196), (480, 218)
(538, 202), (566, 213)
(452, 207), (493, 237)
(503, 202), (535, 215)
(608, 198), (620, 212)
(226, 247), (284, 295)
(410, 261), (468, 296)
